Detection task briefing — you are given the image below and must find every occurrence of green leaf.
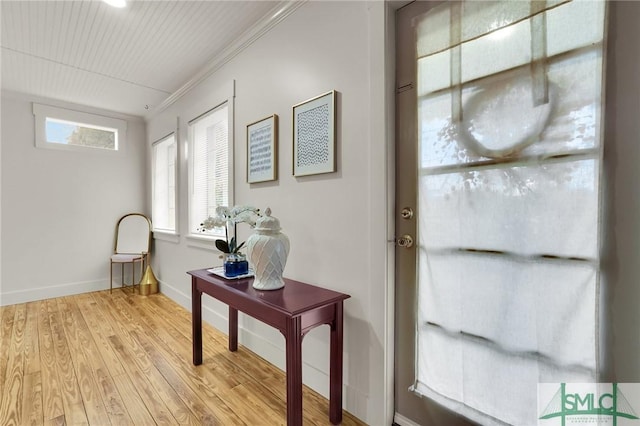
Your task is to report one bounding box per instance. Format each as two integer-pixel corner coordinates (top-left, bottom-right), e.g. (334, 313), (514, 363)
(215, 239), (230, 253)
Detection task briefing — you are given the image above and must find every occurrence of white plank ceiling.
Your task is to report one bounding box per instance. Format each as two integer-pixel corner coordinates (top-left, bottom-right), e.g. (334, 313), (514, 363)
(1, 0), (284, 117)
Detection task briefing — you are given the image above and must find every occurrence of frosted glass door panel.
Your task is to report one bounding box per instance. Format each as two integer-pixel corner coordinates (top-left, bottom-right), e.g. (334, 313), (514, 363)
(419, 160), (599, 258)
(412, 1), (605, 424)
(417, 0), (605, 94)
(418, 326), (596, 426)
(418, 252), (597, 366)
(418, 51), (603, 168)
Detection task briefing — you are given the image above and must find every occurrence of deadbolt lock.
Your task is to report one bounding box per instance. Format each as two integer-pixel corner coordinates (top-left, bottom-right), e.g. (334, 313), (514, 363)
(401, 207), (414, 220)
(397, 234), (414, 248)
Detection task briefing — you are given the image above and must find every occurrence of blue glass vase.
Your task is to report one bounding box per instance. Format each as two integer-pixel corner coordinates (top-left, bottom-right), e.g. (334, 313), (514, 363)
(224, 253), (249, 277)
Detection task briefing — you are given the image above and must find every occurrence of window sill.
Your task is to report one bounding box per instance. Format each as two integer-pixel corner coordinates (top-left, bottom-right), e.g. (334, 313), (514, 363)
(186, 234), (220, 251)
(153, 231), (180, 244)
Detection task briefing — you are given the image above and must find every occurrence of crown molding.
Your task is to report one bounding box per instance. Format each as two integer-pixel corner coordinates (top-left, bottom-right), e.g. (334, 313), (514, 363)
(145, 1), (306, 120)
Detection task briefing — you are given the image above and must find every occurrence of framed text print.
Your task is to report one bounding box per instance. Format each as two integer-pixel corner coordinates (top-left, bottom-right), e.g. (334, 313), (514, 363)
(247, 114), (278, 183)
(292, 90), (336, 177)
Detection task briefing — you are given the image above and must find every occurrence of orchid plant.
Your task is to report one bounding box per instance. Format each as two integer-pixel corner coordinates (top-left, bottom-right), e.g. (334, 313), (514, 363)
(198, 205), (261, 255)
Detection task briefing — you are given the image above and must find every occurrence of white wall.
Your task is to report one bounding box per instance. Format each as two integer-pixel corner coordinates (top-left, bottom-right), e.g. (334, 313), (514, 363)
(146, 2), (392, 424)
(0, 91), (147, 305)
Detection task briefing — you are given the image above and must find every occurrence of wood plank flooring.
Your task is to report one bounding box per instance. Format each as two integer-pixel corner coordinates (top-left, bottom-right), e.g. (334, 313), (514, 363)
(0, 290), (366, 425)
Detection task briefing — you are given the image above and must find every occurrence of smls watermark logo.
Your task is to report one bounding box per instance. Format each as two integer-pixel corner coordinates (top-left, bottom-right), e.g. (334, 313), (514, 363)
(538, 383), (640, 425)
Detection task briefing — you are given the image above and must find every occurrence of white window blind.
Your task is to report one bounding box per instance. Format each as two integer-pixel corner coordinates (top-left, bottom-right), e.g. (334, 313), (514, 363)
(152, 133), (177, 233)
(413, 1), (606, 425)
(189, 103), (230, 236)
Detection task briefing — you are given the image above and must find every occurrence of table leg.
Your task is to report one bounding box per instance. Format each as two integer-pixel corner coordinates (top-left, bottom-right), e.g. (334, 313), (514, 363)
(192, 279), (203, 365)
(229, 307), (238, 352)
(329, 302), (344, 424)
(285, 316), (303, 426)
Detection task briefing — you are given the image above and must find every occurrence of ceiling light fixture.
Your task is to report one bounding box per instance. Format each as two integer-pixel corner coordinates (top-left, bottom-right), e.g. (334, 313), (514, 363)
(102, 0), (127, 8)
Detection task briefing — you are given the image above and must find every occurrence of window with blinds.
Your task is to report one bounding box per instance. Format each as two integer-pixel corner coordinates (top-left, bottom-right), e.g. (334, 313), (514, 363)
(188, 103), (230, 237)
(413, 1), (606, 425)
(152, 133), (177, 233)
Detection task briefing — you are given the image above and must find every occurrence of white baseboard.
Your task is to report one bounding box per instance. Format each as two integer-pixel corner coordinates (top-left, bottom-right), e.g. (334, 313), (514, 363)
(0, 278), (109, 306)
(394, 412), (423, 426)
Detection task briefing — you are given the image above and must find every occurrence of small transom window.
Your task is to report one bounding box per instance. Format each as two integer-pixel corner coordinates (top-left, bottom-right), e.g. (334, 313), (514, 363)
(45, 117), (117, 150)
(33, 103), (127, 153)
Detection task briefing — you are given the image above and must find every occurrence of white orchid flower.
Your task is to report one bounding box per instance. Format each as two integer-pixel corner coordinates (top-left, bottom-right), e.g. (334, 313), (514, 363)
(233, 211), (258, 224)
(200, 216), (226, 230)
(215, 206), (231, 219)
(199, 205), (262, 253)
(229, 206), (260, 225)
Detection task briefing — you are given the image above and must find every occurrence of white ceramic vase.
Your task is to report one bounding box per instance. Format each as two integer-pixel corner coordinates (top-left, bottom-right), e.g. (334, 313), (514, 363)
(246, 208), (290, 291)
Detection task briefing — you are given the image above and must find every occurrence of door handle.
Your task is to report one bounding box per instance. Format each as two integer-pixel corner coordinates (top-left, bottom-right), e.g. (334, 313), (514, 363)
(396, 234), (414, 249)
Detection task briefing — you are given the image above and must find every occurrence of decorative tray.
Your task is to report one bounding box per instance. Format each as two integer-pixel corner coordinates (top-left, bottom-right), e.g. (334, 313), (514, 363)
(206, 266), (254, 280)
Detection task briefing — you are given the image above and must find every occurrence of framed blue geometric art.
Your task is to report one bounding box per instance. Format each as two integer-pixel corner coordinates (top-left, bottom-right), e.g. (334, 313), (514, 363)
(247, 114), (278, 183)
(292, 90), (336, 177)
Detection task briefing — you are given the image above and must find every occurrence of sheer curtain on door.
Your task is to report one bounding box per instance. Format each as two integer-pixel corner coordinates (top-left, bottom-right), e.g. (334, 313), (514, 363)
(412, 1), (606, 424)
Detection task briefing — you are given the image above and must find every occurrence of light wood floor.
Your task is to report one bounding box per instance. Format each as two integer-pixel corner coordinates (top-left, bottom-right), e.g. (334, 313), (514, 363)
(0, 289), (365, 425)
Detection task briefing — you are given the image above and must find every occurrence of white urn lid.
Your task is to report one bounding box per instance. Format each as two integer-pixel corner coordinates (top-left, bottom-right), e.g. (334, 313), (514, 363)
(254, 208), (281, 232)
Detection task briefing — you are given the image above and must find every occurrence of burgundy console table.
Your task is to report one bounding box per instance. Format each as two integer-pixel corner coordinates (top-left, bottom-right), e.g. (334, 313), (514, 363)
(188, 268), (350, 425)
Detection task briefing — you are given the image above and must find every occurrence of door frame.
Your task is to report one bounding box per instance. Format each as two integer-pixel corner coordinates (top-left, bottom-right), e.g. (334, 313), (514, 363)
(389, 2), (475, 425)
(371, 1), (400, 425)
(368, 1), (425, 425)
(373, 1), (421, 424)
